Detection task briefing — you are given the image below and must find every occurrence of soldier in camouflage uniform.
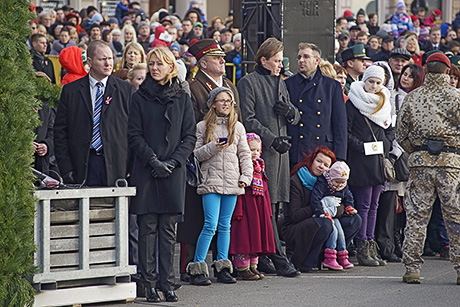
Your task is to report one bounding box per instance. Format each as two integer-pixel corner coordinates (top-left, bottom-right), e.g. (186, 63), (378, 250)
(397, 52), (460, 284)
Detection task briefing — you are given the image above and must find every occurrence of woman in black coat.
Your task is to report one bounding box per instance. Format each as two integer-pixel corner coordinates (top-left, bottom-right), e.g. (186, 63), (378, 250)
(282, 147), (334, 272)
(128, 47), (196, 303)
(346, 65), (395, 266)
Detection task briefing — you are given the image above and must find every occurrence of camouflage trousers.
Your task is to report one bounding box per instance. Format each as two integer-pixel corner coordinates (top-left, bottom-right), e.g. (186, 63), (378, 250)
(402, 167), (460, 273)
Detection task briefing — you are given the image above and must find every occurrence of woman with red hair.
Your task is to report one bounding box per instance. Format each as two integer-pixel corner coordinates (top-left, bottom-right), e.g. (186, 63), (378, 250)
(282, 147), (362, 272)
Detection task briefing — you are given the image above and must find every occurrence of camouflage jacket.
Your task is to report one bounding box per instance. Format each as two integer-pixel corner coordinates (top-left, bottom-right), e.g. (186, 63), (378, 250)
(396, 73), (460, 168)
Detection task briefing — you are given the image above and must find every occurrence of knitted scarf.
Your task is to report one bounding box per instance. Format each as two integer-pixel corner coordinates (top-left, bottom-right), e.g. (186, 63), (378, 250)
(297, 167), (317, 190)
(252, 158), (265, 196)
(348, 80), (392, 129)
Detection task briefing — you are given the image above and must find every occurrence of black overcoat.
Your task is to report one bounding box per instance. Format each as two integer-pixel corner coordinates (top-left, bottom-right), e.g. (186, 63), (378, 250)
(285, 69), (347, 162)
(54, 74), (136, 186)
(281, 174), (323, 268)
(128, 75), (196, 214)
(34, 103), (55, 174)
(346, 101), (395, 187)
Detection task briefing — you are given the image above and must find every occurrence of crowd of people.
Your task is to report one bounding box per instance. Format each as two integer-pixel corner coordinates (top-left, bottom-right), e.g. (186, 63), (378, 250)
(29, 0), (460, 303)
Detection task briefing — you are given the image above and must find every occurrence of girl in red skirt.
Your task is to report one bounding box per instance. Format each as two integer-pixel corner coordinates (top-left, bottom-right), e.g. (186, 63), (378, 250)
(229, 133), (276, 280)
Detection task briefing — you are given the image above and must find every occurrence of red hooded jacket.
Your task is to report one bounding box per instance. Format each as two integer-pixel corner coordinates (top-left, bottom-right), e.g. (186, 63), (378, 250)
(59, 46), (88, 86)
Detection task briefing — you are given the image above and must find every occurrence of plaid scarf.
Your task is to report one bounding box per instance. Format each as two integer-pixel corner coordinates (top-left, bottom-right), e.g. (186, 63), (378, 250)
(252, 158), (265, 196)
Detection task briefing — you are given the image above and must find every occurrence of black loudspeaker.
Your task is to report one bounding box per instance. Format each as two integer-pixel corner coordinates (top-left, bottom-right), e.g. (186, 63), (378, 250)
(240, 0), (282, 73)
(283, 0), (336, 72)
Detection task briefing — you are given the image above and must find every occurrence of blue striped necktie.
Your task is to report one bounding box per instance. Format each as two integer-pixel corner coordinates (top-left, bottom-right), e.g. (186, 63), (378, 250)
(91, 82), (104, 152)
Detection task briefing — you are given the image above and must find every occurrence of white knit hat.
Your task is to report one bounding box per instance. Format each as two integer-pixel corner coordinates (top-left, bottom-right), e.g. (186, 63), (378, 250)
(363, 65), (385, 82)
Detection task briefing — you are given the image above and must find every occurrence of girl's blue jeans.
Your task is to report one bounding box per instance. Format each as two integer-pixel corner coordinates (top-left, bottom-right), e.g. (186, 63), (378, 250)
(325, 218), (346, 251)
(194, 193), (237, 262)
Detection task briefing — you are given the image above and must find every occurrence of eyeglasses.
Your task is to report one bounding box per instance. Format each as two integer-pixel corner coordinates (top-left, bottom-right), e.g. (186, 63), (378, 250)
(296, 54), (317, 61)
(214, 99), (233, 104)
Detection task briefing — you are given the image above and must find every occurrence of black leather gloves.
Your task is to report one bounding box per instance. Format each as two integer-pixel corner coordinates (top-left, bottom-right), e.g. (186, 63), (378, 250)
(148, 156), (178, 178)
(272, 136), (292, 154)
(273, 100), (296, 121)
(63, 171), (77, 184)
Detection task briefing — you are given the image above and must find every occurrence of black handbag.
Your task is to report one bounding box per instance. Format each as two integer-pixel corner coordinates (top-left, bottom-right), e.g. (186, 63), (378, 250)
(185, 153), (203, 187)
(394, 152), (409, 182)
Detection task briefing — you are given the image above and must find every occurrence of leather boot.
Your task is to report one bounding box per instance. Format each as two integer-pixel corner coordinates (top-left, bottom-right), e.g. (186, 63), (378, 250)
(187, 262), (212, 286)
(355, 240), (379, 266)
(236, 266), (260, 280)
(250, 264), (265, 279)
(368, 240), (387, 266)
(213, 259), (237, 284)
(402, 270), (420, 284)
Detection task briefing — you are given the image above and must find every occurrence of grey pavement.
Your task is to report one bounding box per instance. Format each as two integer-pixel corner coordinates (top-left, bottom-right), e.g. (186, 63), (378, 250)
(86, 253), (460, 307)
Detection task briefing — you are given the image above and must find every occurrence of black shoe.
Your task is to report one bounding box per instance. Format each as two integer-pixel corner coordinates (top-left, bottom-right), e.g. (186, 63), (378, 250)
(173, 283), (182, 290)
(145, 287), (161, 303)
(298, 266), (313, 273)
(348, 243), (357, 257)
(257, 256), (277, 274)
(180, 273), (190, 282)
(163, 290), (178, 302)
(423, 247), (436, 257)
(216, 268), (237, 283)
(440, 245), (450, 260)
(276, 265), (300, 277)
(385, 254), (402, 262)
(190, 273), (212, 286)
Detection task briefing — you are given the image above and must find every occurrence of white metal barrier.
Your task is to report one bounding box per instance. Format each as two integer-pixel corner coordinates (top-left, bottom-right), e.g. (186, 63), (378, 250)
(33, 187), (137, 306)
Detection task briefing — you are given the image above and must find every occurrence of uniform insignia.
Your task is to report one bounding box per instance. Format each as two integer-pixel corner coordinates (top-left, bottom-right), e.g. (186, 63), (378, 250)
(205, 82), (213, 91)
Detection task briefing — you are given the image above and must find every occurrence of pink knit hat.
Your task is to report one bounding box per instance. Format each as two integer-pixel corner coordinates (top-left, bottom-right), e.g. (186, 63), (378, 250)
(328, 161), (350, 180)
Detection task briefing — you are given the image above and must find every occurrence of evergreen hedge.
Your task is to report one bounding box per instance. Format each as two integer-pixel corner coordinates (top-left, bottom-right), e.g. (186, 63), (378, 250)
(0, 0), (41, 305)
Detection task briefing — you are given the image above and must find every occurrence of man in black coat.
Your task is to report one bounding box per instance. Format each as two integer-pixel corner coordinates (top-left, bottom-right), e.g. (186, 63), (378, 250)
(420, 26), (450, 53)
(31, 33), (56, 84)
(54, 40), (136, 187)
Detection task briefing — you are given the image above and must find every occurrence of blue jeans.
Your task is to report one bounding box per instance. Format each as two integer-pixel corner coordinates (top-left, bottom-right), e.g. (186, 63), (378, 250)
(194, 194), (237, 262)
(325, 218), (346, 251)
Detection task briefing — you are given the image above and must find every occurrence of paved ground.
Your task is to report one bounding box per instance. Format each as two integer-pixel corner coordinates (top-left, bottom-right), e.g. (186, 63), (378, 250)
(86, 253), (460, 307)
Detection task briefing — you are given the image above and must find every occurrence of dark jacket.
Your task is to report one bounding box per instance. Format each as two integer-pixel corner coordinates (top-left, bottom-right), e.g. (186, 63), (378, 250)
(238, 65), (300, 203)
(371, 48), (391, 62)
(285, 69), (347, 162)
(346, 101), (395, 187)
(128, 75), (196, 214)
(281, 174), (324, 268)
(420, 41), (450, 53)
(32, 49), (56, 84)
(34, 103), (55, 175)
(54, 74), (135, 186)
(309, 175), (353, 217)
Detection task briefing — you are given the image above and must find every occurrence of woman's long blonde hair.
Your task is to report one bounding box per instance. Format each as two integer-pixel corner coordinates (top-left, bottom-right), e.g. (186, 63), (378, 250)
(370, 91), (386, 115)
(204, 91), (238, 145)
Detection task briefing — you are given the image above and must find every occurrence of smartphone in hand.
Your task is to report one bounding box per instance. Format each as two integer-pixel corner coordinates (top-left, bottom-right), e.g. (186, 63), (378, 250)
(218, 137), (228, 144)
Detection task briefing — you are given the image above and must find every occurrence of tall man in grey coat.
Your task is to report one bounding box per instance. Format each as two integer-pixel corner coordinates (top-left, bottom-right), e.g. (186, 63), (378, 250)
(238, 37), (300, 277)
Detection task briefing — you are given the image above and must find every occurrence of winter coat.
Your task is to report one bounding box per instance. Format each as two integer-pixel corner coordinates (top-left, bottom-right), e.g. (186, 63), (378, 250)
(50, 39), (77, 55)
(31, 49), (56, 84)
(59, 46), (87, 86)
(238, 65), (300, 203)
(346, 100), (395, 187)
(310, 175), (353, 218)
(54, 74), (136, 186)
(34, 103), (55, 175)
(281, 174), (323, 268)
(128, 75), (197, 214)
(195, 117), (252, 195)
(391, 12), (414, 38)
(285, 68), (347, 162)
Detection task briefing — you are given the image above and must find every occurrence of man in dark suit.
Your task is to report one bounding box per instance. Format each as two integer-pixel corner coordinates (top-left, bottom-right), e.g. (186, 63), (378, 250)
(31, 33), (56, 84)
(54, 40), (136, 187)
(420, 26), (449, 52)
